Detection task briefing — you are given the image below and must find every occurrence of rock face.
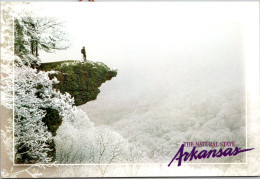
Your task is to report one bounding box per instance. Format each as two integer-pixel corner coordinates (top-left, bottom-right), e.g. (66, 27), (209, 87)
(36, 60), (117, 162)
(39, 60), (117, 106)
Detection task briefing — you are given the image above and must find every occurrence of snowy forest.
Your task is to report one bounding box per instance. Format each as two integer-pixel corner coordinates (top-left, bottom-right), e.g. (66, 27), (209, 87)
(12, 15), (145, 166)
(2, 2), (247, 168)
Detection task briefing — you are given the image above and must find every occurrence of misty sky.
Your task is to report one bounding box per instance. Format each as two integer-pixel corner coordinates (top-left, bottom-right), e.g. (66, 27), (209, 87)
(35, 2), (259, 126)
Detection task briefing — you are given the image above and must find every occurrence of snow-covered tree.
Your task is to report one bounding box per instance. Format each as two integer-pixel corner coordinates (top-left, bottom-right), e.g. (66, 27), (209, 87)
(88, 126), (130, 176)
(14, 58), (84, 164)
(14, 65), (55, 163)
(88, 126), (129, 163)
(55, 122), (132, 176)
(55, 108), (94, 164)
(11, 7), (131, 167)
(12, 12), (73, 163)
(0, 2), (16, 110)
(14, 16), (69, 66)
(55, 113), (130, 165)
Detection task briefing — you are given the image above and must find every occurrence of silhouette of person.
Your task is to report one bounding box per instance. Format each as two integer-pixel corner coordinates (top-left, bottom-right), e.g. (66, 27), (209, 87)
(81, 46), (87, 62)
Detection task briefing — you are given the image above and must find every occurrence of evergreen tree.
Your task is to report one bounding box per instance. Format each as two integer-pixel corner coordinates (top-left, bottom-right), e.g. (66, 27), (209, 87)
(13, 16), (71, 163)
(14, 16), (69, 66)
(14, 61), (76, 164)
(14, 65), (55, 163)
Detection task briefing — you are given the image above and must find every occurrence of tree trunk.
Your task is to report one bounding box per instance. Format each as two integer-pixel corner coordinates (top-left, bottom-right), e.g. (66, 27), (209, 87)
(36, 41), (39, 57)
(31, 40), (34, 55)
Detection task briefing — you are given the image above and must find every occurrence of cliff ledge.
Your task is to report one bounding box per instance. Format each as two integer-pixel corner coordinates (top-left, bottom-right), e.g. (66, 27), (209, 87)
(39, 60), (117, 106)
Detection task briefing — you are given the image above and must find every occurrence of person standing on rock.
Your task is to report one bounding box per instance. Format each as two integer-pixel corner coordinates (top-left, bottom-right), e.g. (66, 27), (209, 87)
(81, 46), (87, 62)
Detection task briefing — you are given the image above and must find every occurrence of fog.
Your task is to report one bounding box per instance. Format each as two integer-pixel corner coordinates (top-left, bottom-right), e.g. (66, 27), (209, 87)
(38, 2), (257, 161)
(39, 2), (247, 112)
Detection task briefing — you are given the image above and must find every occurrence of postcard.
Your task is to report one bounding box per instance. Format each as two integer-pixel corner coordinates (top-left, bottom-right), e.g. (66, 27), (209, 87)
(1, 1), (259, 177)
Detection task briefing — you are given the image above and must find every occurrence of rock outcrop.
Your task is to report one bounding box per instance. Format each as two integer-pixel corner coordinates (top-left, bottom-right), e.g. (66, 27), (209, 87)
(39, 60), (117, 106)
(37, 60), (117, 162)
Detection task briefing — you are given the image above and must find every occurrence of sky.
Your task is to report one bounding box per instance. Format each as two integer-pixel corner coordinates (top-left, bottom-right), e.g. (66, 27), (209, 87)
(30, 2), (259, 126)
(37, 2), (258, 64)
